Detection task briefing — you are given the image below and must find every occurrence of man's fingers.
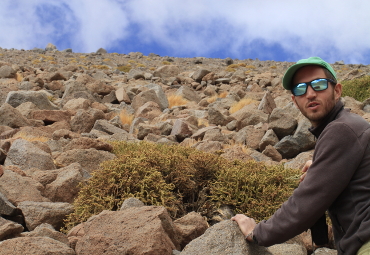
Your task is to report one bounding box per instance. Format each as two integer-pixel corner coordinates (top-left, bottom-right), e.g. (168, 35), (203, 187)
(302, 160), (313, 173)
(300, 172), (307, 182)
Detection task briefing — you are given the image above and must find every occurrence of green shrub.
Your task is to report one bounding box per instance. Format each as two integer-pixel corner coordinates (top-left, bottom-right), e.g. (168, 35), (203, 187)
(209, 160), (299, 221)
(62, 141), (300, 232)
(341, 75), (370, 102)
(117, 65), (131, 72)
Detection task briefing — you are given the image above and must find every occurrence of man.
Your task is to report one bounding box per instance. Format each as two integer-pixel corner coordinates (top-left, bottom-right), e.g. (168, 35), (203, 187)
(232, 57), (370, 255)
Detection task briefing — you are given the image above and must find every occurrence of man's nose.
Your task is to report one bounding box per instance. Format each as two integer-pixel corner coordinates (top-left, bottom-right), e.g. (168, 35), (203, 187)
(305, 85), (317, 98)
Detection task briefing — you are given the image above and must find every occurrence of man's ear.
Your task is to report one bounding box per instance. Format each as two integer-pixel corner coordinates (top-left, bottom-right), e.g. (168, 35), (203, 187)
(334, 83), (342, 101)
(291, 95), (298, 108)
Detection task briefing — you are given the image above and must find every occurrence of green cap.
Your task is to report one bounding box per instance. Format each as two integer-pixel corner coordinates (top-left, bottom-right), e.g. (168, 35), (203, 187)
(282, 57), (337, 90)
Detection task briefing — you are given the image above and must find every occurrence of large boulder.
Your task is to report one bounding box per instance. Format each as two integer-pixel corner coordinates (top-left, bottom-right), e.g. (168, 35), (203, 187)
(43, 163), (90, 203)
(181, 220), (269, 254)
(4, 139), (55, 171)
(0, 103), (31, 128)
(54, 148), (116, 173)
(173, 212), (208, 250)
(23, 223), (69, 245)
(17, 201), (74, 231)
(0, 170), (49, 206)
(268, 107), (298, 139)
(153, 65), (180, 78)
(175, 86), (201, 103)
(0, 216), (24, 241)
(5, 91), (58, 110)
(0, 65), (16, 79)
(0, 236), (75, 255)
(131, 89), (167, 111)
(75, 206), (180, 255)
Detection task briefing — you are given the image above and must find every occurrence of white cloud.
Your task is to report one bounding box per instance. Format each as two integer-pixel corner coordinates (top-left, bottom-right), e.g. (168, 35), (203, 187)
(0, 0), (369, 64)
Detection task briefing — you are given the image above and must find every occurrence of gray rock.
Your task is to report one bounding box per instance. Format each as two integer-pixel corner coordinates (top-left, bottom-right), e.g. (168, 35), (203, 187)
(75, 207), (179, 255)
(127, 69), (145, 80)
(129, 117), (148, 134)
(132, 89), (166, 111)
(0, 191), (17, 216)
(62, 48), (73, 53)
(54, 148), (116, 173)
(269, 107), (298, 139)
(0, 170), (49, 206)
(43, 163), (90, 203)
(0, 103), (31, 128)
(18, 201), (74, 231)
(61, 80), (97, 107)
(5, 91), (59, 110)
(274, 135), (301, 159)
(0, 236), (76, 255)
(137, 123), (158, 140)
(215, 78), (231, 84)
(232, 108), (268, 131)
(0, 216), (24, 241)
(284, 151), (314, 170)
(259, 129), (279, 151)
(225, 57), (234, 65)
(155, 121), (173, 136)
(258, 91), (276, 114)
(115, 87), (131, 103)
(153, 65), (180, 78)
(4, 139), (55, 171)
(249, 150), (274, 162)
(0, 65), (16, 78)
(191, 126), (218, 140)
(145, 83), (169, 110)
(243, 126), (266, 150)
(45, 43), (57, 51)
(174, 211), (208, 250)
(194, 141), (223, 153)
(120, 197), (145, 211)
(293, 118), (316, 152)
(92, 119), (127, 135)
(170, 119), (193, 142)
(32, 47), (45, 53)
(208, 107), (230, 126)
(268, 243), (306, 254)
(313, 247), (337, 254)
(262, 145), (283, 162)
(175, 86), (201, 103)
(70, 109), (97, 133)
(203, 128), (227, 143)
(24, 223), (69, 245)
(191, 68), (211, 82)
(96, 48), (107, 54)
(181, 220), (271, 255)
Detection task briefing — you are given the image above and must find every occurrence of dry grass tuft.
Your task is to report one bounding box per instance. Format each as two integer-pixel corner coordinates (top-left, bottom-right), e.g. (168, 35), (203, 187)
(198, 119), (209, 127)
(167, 95), (188, 108)
(207, 92), (228, 103)
(229, 98), (257, 114)
(119, 109), (134, 125)
(14, 132), (49, 142)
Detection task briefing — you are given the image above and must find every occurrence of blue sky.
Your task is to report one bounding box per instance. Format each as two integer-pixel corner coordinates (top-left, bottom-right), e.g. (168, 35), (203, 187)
(1, 0), (370, 64)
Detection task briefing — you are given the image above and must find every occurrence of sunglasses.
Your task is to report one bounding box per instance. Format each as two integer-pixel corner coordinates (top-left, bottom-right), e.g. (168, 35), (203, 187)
(292, 78), (336, 96)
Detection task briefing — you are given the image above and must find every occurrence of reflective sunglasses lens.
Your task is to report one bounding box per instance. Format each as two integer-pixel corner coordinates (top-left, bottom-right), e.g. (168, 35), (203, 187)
(293, 83), (307, 96)
(311, 79), (328, 91)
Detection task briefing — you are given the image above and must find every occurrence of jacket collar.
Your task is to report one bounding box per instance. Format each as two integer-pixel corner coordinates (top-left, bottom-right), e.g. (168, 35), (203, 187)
(309, 100), (344, 138)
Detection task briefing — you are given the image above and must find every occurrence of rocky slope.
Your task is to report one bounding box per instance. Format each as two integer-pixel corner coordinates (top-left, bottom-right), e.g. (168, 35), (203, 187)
(0, 44), (368, 254)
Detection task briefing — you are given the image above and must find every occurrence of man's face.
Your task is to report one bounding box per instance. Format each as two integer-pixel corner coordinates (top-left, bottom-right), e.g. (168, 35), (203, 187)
(291, 65), (342, 127)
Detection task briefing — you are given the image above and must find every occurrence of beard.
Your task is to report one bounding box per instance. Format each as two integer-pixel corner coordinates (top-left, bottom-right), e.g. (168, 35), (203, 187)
(294, 91), (336, 127)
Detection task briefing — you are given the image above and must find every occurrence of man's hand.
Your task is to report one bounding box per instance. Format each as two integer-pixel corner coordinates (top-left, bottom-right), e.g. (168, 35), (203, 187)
(300, 160), (312, 182)
(231, 214), (256, 241)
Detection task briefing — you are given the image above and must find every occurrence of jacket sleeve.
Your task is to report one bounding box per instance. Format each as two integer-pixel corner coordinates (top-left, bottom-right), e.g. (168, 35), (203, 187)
(253, 121), (365, 246)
